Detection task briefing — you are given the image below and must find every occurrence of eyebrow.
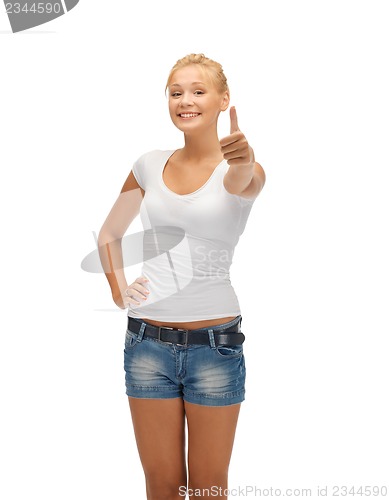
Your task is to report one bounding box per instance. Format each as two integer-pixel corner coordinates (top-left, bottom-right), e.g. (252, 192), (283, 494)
(169, 81), (206, 88)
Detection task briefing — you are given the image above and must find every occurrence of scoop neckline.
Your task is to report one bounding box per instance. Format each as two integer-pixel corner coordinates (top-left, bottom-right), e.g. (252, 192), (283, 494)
(160, 149), (226, 198)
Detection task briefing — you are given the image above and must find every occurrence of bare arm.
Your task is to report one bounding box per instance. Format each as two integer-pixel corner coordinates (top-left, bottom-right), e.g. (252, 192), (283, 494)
(223, 161), (266, 200)
(97, 171), (144, 308)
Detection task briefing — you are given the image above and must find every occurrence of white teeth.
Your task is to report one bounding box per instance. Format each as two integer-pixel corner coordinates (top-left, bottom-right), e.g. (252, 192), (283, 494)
(180, 113), (199, 118)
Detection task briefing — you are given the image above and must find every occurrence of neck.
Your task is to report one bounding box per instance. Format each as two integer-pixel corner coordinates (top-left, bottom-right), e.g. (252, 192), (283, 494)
(180, 128), (223, 162)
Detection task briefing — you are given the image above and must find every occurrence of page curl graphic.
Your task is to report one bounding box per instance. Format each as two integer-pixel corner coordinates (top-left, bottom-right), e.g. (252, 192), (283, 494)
(5, 0), (79, 33)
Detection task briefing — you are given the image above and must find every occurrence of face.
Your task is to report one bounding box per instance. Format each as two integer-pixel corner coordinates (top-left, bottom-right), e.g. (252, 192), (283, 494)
(167, 65), (229, 134)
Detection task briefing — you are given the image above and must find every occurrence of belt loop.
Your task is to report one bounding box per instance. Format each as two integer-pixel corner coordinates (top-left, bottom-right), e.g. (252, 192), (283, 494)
(137, 321), (146, 342)
(207, 329), (216, 349)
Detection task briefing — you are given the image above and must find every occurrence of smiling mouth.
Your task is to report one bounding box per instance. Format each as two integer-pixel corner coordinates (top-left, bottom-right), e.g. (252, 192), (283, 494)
(178, 113), (201, 119)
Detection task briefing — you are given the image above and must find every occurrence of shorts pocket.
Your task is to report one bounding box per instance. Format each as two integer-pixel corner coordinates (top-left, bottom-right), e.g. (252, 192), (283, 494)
(124, 329), (139, 350)
(215, 344), (243, 358)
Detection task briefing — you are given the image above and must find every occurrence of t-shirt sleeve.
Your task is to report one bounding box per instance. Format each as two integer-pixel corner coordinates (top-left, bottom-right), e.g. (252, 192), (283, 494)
(237, 194), (257, 206)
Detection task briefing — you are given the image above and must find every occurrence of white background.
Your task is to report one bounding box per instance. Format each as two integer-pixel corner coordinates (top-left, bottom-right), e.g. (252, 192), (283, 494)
(1, 1), (388, 498)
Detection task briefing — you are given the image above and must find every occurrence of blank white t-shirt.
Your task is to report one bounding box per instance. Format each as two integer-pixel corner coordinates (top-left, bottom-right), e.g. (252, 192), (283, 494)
(127, 149), (256, 322)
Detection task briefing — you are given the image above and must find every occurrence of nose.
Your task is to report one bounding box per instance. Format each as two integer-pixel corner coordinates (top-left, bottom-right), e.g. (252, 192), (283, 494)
(180, 91), (194, 107)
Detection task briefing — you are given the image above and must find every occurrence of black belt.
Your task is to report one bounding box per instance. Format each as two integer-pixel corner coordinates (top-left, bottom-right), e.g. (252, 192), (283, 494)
(127, 317), (245, 347)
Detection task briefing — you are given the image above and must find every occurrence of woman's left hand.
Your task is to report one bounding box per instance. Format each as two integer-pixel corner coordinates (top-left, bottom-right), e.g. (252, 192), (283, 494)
(220, 106), (255, 168)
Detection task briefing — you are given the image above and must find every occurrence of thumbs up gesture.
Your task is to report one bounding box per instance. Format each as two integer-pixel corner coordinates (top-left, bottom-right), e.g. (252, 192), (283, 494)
(220, 106), (255, 168)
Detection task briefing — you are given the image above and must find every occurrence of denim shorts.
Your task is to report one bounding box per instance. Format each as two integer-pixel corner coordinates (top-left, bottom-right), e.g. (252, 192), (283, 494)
(123, 315), (246, 407)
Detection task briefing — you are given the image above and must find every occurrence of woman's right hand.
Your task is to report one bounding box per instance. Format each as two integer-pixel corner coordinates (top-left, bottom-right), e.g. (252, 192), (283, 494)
(113, 276), (150, 309)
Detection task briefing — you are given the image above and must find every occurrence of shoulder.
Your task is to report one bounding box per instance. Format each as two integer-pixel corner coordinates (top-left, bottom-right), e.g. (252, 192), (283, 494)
(133, 149), (176, 176)
(120, 149), (174, 194)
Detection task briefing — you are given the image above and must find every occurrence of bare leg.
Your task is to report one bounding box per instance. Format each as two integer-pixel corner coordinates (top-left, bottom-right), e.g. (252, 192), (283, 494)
(184, 401), (241, 499)
(128, 396), (187, 500)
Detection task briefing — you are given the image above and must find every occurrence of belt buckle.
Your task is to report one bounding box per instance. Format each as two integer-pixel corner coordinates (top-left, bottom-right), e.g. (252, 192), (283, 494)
(176, 328), (189, 347)
(157, 326), (174, 345)
(157, 326), (189, 346)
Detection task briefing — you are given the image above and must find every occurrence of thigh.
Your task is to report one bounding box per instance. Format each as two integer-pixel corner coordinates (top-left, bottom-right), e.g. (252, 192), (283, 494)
(128, 397), (187, 482)
(124, 330), (183, 399)
(183, 343), (246, 407)
(184, 401), (241, 478)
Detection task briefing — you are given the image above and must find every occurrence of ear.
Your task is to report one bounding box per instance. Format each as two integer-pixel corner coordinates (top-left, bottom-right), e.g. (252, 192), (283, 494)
(220, 91), (230, 112)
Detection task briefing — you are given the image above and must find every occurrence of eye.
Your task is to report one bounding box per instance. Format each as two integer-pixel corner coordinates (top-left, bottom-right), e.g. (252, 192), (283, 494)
(194, 90), (204, 95)
(170, 92), (181, 98)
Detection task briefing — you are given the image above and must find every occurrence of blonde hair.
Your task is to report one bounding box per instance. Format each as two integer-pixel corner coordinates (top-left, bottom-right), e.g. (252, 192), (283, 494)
(165, 53), (229, 95)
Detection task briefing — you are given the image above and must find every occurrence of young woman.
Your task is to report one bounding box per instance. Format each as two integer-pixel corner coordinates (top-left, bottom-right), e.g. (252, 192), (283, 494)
(98, 54), (266, 499)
